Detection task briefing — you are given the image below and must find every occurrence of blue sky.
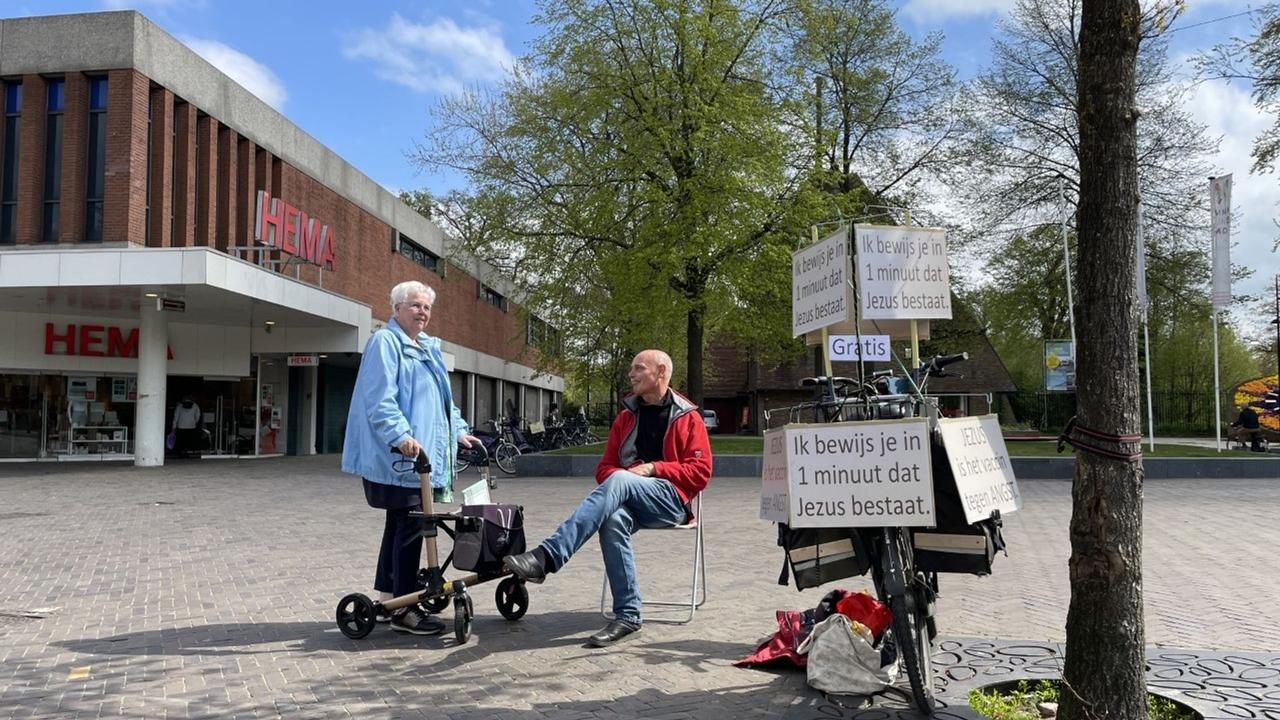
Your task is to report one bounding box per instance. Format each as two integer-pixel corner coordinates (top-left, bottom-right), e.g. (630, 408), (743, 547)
(14, 0), (1280, 333)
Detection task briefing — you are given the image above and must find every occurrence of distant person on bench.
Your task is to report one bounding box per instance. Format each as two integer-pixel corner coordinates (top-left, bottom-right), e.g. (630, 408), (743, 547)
(503, 349), (712, 647)
(1230, 405), (1263, 452)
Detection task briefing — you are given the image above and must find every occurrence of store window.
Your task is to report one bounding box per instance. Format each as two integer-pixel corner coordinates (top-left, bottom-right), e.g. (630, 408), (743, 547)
(84, 77), (107, 242)
(478, 282), (508, 312)
(0, 82), (19, 244)
(0, 375), (45, 458)
(474, 376), (497, 427)
(42, 79), (65, 242)
(502, 381), (519, 420)
(398, 232), (443, 274)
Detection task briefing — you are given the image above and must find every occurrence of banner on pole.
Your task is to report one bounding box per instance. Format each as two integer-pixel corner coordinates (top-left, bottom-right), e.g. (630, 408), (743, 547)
(1136, 206), (1148, 317)
(1210, 175), (1232, 310)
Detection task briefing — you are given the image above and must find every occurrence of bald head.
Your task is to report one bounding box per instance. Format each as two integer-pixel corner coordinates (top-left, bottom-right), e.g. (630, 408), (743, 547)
(629, 349), (675, 403)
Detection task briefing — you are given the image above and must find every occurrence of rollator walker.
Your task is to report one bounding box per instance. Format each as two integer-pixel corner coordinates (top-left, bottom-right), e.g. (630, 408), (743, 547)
(334, 446), (530, 644)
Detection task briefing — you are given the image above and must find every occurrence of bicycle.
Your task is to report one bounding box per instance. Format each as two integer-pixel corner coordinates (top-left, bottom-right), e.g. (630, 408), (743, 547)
(775, 352), (968, 714)
(456, 420), (523, 477)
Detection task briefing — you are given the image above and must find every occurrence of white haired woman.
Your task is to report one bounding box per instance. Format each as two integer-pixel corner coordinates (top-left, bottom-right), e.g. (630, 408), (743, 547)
(341, 280), (480, 635)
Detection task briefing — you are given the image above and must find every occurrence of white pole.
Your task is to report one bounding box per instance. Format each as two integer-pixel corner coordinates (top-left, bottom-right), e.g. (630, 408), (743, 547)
(1143, 315), (1155, 453)
(1138, 205), (1155, 452)
(135, 295), (168, 467)
(1060, 175), (1077, 359)
(1213, 309), (1222, 453)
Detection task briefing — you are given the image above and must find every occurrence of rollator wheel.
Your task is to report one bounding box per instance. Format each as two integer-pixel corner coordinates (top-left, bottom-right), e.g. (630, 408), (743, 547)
(495, 576), (529, 621)
(335, 593), (377, 639)
(421, 595), (450, 614)
(453, 594), (474, 644)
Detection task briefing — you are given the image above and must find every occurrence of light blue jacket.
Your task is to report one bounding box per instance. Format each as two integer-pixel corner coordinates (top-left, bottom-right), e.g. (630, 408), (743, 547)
(340, 318), (470, 488)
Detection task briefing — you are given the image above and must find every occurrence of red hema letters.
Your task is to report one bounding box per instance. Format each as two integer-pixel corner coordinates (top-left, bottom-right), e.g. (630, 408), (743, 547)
(254, 190), (338, 271)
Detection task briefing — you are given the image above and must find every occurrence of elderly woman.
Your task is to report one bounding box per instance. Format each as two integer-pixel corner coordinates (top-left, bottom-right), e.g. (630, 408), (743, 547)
(341, 280), (479, 636)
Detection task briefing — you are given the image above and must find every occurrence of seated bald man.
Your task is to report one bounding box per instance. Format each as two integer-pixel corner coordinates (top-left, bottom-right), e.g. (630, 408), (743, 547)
(503, 349), (712, 646)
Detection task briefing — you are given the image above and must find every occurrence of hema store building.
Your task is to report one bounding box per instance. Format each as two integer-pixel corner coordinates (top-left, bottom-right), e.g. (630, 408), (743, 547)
(0, 12), (563, 465)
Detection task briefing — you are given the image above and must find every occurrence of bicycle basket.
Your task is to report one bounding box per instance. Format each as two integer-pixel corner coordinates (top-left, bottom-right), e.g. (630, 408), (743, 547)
(453, 504), (526, 574)
(778, 525), (871, 591)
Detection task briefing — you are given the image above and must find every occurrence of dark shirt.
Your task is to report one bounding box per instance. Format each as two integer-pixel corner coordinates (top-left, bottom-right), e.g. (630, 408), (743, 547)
(1234, 407), (1260, 430)
(634, 390), (674, 463)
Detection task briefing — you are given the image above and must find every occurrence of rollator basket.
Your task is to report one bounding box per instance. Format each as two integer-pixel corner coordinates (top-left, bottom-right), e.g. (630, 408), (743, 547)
(453, 503), (526, 574)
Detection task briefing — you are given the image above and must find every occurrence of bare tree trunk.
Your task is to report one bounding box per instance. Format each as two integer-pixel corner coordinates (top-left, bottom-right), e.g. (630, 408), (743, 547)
(1061, 1), (1146, 719)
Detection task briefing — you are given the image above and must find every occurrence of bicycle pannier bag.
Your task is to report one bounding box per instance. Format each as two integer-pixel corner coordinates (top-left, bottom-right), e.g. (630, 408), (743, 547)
(453, 504), (526, 574)
(778, 525), (871, 590)
(913, 439), (1006, 575)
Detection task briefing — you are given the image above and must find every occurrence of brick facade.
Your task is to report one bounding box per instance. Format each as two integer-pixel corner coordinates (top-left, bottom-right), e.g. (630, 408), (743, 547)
(172, 100), (196, 247)
(2, 66), (543, 368)
(102, 69), (148, 246)
(15, 74), (45, 243)
(194, 113), (216, 247)
(58, 73), (86, 244)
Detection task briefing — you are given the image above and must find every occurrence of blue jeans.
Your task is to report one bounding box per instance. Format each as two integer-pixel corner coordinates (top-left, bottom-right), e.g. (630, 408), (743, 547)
(541, 470), (687, 624)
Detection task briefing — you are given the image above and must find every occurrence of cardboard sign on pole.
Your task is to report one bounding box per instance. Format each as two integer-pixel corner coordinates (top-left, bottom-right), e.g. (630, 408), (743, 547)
(854, 225), (952, 321)
(759, 419), (935, 528)
(792, 228), (852, 337)
(936, 415), (1021, 524)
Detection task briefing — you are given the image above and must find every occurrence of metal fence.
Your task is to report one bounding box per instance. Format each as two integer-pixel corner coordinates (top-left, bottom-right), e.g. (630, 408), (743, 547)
(1006, 391), (1230, 435)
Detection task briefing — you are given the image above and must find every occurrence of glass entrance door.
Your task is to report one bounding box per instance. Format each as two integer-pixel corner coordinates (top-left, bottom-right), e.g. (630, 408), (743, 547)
(0, 374), (43, 458)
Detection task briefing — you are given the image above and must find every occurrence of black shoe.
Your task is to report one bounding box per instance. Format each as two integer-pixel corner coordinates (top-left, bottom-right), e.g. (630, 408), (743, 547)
(503, 551), (547, 584)
(588, 619), (641, 647)
(390, 608), (444, 636)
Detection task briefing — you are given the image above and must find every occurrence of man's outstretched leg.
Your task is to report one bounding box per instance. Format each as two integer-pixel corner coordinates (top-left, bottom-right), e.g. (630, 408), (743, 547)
(503, 470), (686, 644)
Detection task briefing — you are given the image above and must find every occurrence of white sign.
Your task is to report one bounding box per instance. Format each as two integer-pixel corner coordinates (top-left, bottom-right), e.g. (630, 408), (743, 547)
(1210, 175), (1232, 310)
(760, 427), (789, 522)
(760, 419), (935, 529)
(937, 415), (1021, 524)
(792, 228), (851, 336)
(827, 334), (891, 362)
(461, 478), (492, 506)
(287, 355), (319, 367)
(854, 224), (952, 320)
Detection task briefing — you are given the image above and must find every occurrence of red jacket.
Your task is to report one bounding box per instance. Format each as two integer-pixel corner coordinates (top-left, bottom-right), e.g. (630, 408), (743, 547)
(595, 390), (712, 505)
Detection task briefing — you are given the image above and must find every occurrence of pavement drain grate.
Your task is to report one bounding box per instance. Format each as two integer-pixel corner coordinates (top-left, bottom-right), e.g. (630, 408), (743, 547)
(784, 637), (1280, 720)
(139, 501), (176, 506)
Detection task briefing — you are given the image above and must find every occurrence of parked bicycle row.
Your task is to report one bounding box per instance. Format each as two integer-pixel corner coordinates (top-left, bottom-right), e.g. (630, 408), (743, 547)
(458, 410), (602, 475)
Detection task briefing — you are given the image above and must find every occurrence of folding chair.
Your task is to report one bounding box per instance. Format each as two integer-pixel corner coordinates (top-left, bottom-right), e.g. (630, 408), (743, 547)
(600, 493), (707, 624)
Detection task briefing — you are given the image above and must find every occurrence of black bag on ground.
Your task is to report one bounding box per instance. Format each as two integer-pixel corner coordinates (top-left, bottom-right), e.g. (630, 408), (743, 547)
(453, 504), (526, 574)
(777, 525), (872, 590)
(912, 437), (1006, 576)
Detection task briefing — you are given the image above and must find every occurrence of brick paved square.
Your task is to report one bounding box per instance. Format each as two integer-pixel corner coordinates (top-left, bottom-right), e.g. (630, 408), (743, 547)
(0, 458), (1276, 718)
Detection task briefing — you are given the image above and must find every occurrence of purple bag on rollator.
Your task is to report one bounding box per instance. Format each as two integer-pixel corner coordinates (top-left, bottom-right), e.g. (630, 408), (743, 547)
(453, 504), (526, 574)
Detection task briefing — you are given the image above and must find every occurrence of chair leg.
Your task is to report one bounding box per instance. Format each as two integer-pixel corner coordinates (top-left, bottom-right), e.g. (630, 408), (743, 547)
(601, 497), (708, 625)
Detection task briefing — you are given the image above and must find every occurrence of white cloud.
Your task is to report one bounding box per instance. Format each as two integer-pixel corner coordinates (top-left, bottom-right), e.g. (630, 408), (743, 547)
(342, 13), (516, 95)
(901, 0), (1015, 22)
(181, 38), (287, 110)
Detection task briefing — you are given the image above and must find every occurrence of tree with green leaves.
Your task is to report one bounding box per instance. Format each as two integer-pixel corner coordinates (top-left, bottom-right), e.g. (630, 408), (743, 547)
(952, 0), (1217, 341)
(414, 0), (809, 404)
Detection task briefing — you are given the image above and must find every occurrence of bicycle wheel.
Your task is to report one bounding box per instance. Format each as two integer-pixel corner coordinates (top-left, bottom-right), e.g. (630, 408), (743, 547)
(884, 532), (934, 713)
(494, 441), (519, 475)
